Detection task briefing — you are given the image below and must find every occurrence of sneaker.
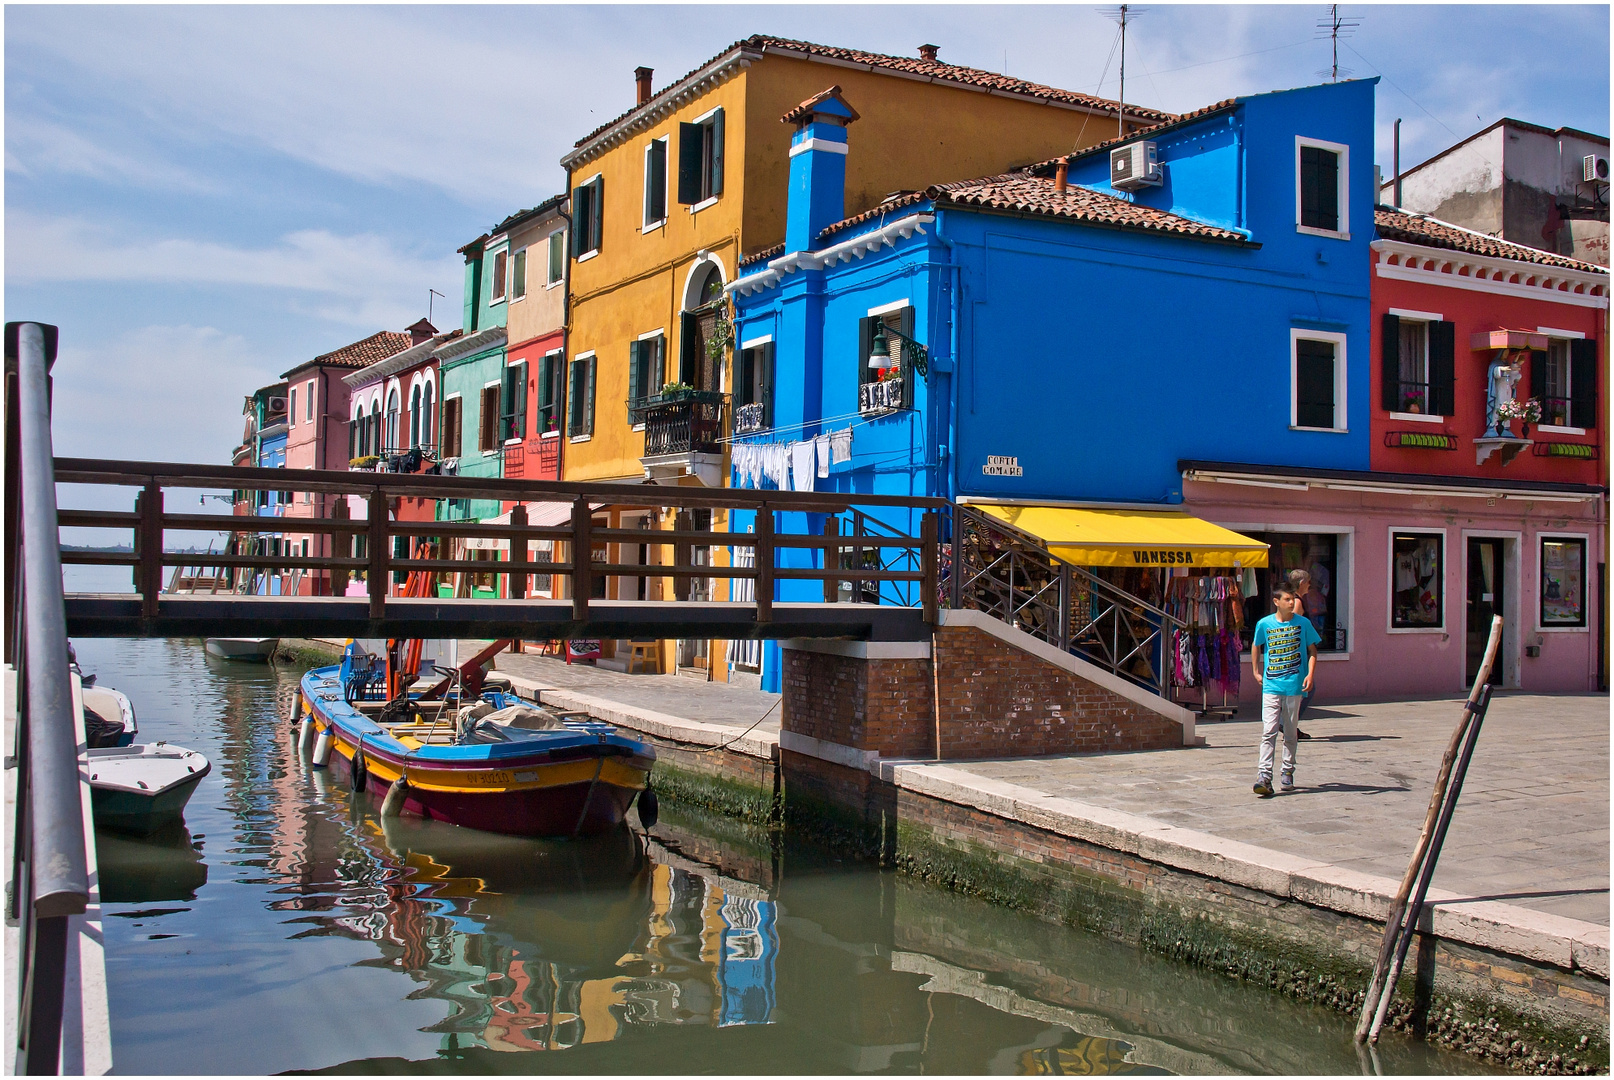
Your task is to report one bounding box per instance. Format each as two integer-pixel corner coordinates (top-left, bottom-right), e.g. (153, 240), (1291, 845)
(1280, 773), (1295, 792)
(1253, 778), (1274, 797)
(1297, 728), (1313, 740)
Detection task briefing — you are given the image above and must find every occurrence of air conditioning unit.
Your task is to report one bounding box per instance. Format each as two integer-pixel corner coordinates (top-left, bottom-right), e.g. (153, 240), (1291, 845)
(267, 396), (288, 413)
(1583, 155), (1609, 183)
(1110, 141), (1161, 192)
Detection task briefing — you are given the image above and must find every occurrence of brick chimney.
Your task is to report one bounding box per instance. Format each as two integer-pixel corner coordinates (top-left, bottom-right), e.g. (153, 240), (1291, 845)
(406, 318), (437, 346)
(635, 66), (653, 106)
(918, 44), (939, 61)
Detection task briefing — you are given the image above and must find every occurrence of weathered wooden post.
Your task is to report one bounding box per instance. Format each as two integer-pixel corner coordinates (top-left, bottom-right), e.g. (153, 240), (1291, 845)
(822, 515), (838, 603)
(330, 494), (351, 597)
(755, 505), (773, 625)
(571, 498), (591, 623)
(137, 481), (163, 619)
(921, 511), (938, 625)
(509, 503), (528, 601)
(367, 490), (387, 621)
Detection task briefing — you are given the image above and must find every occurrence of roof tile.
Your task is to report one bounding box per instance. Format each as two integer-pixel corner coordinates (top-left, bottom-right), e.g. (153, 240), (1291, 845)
(1375, 207), (1607, 273)
(304, 331), (414, 371)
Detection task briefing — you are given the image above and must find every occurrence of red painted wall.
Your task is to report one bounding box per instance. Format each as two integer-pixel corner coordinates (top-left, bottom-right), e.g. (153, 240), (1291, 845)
(1371, 252), (1608, 486)
(503, 329), (565, 490)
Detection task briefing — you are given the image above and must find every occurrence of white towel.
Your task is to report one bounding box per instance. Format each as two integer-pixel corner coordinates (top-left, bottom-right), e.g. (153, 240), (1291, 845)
(830, 428), (852, 464)
(815, 434), (830, 477)
(764, 444), (789, 489)
(790, 441), (816, 492)
(733, 444), (755, 488)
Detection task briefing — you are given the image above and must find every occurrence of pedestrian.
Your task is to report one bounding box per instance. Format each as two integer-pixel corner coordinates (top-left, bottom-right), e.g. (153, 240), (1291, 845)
(1286, 568), (1316, 739)
(1251, 582), (1321, 797)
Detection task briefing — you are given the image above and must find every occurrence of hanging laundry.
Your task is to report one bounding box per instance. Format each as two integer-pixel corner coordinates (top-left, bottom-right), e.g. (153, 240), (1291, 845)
(763, 444), (790, 489)
(816, 434), (830, 477)
(790, 441), (816, 492)
(830, 428), (852, 464)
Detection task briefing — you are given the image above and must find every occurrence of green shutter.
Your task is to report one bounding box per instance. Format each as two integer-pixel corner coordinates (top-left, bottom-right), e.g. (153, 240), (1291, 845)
(585, 356), (597, 435)
(709, 108), (724, 196)
(590, 177), (604, 253)
(627, 339), (642, 416)
(571, 184), (588, 257)
(761, 342), (775, 428)
(514, 362), (527, 437)
(1570, 338), (1598, 429)
(1380, 313), (1401, 411)
(1429, 320), (1455, 417)
(678, 123), (702, 204)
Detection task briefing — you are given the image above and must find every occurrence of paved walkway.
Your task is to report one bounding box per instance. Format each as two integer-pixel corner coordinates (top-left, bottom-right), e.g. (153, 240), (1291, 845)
(484, 650), (1607, 927)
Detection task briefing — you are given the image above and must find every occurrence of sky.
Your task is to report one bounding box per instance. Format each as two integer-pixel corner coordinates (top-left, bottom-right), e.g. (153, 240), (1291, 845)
(6, 4), (1610, 471)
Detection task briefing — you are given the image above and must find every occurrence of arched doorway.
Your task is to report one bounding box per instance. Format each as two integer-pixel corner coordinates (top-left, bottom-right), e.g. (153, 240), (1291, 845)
(680, 259), (726, 393)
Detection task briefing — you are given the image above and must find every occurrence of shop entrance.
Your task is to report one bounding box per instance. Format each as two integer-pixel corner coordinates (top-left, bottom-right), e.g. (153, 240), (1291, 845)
(1466, 537), (1506, 684)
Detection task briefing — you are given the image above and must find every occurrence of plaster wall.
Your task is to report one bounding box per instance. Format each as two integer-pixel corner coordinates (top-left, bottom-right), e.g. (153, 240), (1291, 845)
(505, 213), (567, 349)
(1386, 128), (1506, 236)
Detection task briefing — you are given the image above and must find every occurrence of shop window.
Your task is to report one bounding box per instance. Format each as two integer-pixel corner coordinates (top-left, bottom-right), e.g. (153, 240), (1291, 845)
(1297, 137), (1348, 237)
(1391, 531), (1443, 629)
(1381, 313), (1454, 416)
(1237, 532), (1345, 651)
(1540, 537), (1586, 627)
(1292, 331), (1345, 430)
(678, 108), (724, 206)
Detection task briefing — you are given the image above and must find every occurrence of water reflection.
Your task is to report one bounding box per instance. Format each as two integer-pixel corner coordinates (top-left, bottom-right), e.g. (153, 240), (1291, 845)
(80, 639), (1494, 1076)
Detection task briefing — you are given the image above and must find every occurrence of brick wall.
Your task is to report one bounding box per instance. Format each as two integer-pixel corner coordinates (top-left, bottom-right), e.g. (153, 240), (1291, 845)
(782, 648), (935, 757)
(933, 625), (1182, 758)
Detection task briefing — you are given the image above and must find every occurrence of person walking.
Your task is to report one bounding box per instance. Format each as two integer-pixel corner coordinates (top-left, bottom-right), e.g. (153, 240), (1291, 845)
(1287, 569), (1317, 739)
(1251, 582), (1320, 797)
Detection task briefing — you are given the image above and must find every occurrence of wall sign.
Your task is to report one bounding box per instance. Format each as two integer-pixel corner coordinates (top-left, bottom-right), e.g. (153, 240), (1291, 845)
(982, 455), (1023, 477)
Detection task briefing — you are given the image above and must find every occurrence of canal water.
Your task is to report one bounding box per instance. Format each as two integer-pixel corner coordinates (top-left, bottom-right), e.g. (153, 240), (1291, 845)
(75, 637), (1497, 1076)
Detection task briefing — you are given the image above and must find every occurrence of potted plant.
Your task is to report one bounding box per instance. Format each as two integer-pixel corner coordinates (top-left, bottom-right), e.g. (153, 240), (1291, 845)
(659, 381), (694, 402)
(1496, 397), (1543, 437)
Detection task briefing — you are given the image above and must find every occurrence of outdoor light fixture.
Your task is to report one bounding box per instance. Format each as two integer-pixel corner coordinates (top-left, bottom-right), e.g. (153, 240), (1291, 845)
(867, 328), (892, 369)
(866, 323), (928, 377)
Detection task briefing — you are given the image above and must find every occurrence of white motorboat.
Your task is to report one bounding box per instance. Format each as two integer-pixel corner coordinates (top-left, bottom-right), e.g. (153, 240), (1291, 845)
(81, 682), (137, 748)
(205, 637), (279, 662)
(88, 743), (211, 834)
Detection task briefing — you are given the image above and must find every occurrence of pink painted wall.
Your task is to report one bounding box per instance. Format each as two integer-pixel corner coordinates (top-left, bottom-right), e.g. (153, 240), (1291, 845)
(280, 364), (356, 594)
(1185, 477), (1605, 702)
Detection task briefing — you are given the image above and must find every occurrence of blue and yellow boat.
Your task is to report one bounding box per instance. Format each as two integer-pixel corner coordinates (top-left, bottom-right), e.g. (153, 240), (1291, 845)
(297, 643), (656, 838)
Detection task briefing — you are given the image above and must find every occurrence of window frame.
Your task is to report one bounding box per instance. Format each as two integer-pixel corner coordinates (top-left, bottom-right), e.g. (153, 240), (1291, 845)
(305, 379), (316, 423)
(568, 352), (597, 441)
(441, 394), (463, 458)
(288, 386), (297, 428)
(478, 382), (501, 454)
(643, 136), (669, 231)
(1290, 328), (1348, 432)
(1535, 329), (1587, 434)
(536, 349), (565, 436)
(628, 329), (666, 428)
(1384, 308), (1446, 421)
(546, 229), (566, 287)
(488, 246), (509, 305)
(1295, 135), (1350, 240)
(573, 173), (603, 260)
(1221, 524), (1355, 661)
(510, 247), (527, 301)
(678, 106), (725, 211)
(500, 360), (528, 445)
(1537, 533), (1589, 631)
(1388, 528), (1445, 632)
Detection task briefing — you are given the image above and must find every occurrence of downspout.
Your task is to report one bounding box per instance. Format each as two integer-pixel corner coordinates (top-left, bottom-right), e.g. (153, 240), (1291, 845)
(932, 207), (961, 507)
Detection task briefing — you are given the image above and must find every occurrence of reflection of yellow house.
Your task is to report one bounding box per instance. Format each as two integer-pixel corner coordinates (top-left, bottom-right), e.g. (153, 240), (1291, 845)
(560, 35), (1166, 677)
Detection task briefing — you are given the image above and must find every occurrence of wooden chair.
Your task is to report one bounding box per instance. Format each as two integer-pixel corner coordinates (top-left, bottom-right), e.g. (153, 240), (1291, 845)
(628, 640), (661, 675)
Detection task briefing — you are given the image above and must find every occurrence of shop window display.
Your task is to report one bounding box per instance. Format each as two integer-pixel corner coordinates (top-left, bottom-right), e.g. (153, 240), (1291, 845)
(1391, 532), (1443, 629)
(1238, 532), (1342, 650)
(1540, 537), (1586, 627)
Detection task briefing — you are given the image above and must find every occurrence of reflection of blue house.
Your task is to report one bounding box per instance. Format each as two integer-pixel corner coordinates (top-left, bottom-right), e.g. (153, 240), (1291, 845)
(729, 80), (1376, 688)
(716, 894), (777, 1027)
(255, 399), (289, 594)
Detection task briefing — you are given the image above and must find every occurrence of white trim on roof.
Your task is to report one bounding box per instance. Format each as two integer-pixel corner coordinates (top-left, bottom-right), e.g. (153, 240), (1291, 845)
(1372, 239), (1609, 310)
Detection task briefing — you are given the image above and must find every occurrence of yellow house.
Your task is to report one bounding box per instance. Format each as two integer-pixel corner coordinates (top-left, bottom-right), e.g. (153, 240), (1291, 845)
(558, 35), (1168, 679)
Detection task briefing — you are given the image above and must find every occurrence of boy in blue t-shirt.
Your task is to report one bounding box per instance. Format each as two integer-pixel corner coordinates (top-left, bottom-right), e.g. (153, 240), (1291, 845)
(1250, 583), (1321, 797)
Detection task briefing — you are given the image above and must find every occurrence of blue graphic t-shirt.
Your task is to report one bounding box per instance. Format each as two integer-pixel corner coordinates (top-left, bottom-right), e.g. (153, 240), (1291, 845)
(1252, 613), (1322, 696)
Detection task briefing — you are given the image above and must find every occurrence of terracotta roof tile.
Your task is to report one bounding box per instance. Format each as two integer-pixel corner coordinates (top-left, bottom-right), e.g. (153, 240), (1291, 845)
(781, 85), (861, 126)
(571, 35), (1172, 155)
(1375, 207), (1607, 273)
(294, 331), (413, 375)
(740, 242), (785, 268)
(820, 173), (1252, 245)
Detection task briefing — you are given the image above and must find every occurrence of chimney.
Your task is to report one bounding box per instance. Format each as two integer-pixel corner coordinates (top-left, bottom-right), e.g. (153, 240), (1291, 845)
(406, 318), (437, 346)
(918, 44), (939, 62)
(1054, 160), (1068, 195)
(635, 66), (653, 107)
(783, 88), (860, 254)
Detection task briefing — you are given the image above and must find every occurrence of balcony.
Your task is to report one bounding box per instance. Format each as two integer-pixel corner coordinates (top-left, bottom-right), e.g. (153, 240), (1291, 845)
(505, 434), (562, 480)
(639, 389), (728, 486)
(859, 376), (907, 416)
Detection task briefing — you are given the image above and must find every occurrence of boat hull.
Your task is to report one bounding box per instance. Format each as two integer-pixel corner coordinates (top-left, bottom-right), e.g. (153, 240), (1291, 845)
(91, 771), (206, 834)
(205, 637), (278, 661)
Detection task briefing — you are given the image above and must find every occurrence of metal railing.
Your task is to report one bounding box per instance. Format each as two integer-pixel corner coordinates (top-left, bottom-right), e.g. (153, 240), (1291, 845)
(5, 322), (92, 1075)
(733, 401), (768, 435)
(641, 390), (727, 456)
(952, 504), (1182, 697)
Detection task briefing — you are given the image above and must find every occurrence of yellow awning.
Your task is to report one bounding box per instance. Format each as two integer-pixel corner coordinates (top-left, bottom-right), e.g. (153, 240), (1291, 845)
(977, 504), (1269, 568)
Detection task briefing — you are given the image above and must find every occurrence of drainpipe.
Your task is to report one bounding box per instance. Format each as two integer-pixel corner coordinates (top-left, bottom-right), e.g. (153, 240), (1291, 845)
(932, 209), (960, 507)
(1393, 118), (1403, 207)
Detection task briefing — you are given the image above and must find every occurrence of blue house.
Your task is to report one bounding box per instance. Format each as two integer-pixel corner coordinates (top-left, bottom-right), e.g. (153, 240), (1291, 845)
(728, 79), (1378, 688)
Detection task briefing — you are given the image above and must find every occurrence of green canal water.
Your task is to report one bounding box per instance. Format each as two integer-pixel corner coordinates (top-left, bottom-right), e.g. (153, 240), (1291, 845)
(78, 638), (1499, 1075)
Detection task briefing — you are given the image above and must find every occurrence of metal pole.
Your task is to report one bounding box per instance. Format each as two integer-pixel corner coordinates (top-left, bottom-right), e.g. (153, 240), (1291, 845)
(1393, 119), (1402, 207)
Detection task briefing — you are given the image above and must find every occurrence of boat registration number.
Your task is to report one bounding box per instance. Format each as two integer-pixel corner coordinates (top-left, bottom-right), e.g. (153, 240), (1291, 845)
(470, 770), (540, 786)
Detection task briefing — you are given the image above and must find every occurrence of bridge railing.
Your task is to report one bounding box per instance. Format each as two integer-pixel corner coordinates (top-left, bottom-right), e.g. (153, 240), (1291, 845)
(5, 322), (92, 1075)
(53, 459), (951, 627)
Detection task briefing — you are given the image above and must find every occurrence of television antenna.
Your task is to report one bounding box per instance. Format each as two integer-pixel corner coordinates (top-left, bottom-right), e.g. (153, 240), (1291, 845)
(428, 288), (445, 325)
(1100, 5), (1145, 139)
(1315, 5), (1359, 81)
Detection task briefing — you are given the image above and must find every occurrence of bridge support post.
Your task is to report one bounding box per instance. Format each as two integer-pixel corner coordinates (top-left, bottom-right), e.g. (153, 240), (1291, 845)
(137, 482), (163, 619)
(755, 506), (773, 624)
(509, 503), (528, 602)
(822, 516), (838, 603)
(330, 494), (350, 598)
(921, 512), (938, 625)
(367, 490), (387, 620)
(571, 499), (591, 622)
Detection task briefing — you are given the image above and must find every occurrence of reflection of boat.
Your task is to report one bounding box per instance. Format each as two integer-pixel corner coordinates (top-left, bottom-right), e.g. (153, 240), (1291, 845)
(298, 642), (655, 838)
(88, 742), (211, 834)
(94, 821), (208, 903)
(205, 637), (278, 661)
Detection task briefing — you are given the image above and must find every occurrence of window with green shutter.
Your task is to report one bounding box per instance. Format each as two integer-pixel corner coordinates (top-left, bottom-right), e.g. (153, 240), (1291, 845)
(1294, 337), (1339, 429)
(511, 249), (526, 300)
(677, 108), (725, 205)
(568, 356), (596, 437)
(1300, 145), (1340, 232)
(547, 230), (565, 284)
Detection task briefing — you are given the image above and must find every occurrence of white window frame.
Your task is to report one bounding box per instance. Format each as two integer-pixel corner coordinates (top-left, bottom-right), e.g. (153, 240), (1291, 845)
(480, 379), (502, 455)
(1295, 135), (1350, 240)
(1536, 327), (1587, 434)
(643, 136), (669, 232)
(510, 246), (527, 302)
(1386, 527), (1446, 634)
(1536, 531), (1591, 634)
(305, 379), (316, 422)
(1220, 523), (1355, 661)
(1386, 308), (1442, 422)
(569, 351), (596, 444)
(288, 386), (297, 428)
(487, 245), (509, 305)
(546, 229), (567, 287)
(502, 360), (527, 447)
(867, 299), (912, 318)
(420, 372), (436, 446)
(442, 391), (464, 459)
(1290, 328), (1348, 432)
(684, 107), (723, 215)
(740, 333), (774, 350)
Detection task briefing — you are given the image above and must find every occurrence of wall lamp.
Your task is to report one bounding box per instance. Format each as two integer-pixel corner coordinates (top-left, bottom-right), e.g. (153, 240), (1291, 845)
(867, 323), (929, 378)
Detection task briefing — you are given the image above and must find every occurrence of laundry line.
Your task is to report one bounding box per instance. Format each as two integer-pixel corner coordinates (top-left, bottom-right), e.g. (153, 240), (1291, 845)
(717, 406), (871, 445)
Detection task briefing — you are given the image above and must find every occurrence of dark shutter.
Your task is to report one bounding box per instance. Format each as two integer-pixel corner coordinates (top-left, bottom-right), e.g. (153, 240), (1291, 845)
(1429, 320), (1455, 417)
(1295, 339), (1336, 428)
(709, 108), (724, 196)
(857, 316), (874, 387)
(571, 183), (589, 257)
(589, 177), (604, 253)
(680, 313), (697, 385)
(678, 123), (702, 204)
(513, 362), (527, 438)
(1380, 313), (1401, 411)
(1571, 338), (1598, 429)
(736, 346), (754, 407)
(1530, 348), (1549, 401)
(627, 339), (642, 413)
(584, 356), (597, 435)
(568, 361), (583, 435)
(500, 366), (517, 441)
(645, 140), (666, 223)
(761, 343), (775, 427)
(1301, 146), (1339, 231)
(899, 306), (917, 410)
(651, 335), (664, 391)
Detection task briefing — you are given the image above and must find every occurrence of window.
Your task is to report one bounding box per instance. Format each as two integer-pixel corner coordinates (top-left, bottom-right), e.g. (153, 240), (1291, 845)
(627, 333), (665, 421)
(1292, 331), (1346, 431)
(479, 385), (500, 452)
(859, 305), (916, 413)
(288, 387), (297, 427)
(500, 361), (527, 442)
(1237, 532), (1347, 652)
(572, 176), (603, 258)
(644, 137), (668, 227)
(511, 249), (527, 301)
(386, 387), (401, 451)
(421, 381), (434, 447)
(349, 407), (362, 460)
(678, 108), (725, 206)
(409, 385), (422, 448)
(536, 350), (564, 434)
(1540, 537), (1587, 627)
(443, 396), (463, 458)
(735, 340), (774, 432)
(1381, 313), (1453, 416)
(547, 230), (565, 285)
(1296, 137), (1349, 237)
(1533, 338), (1599, 430)
(305, 380), (315, 422)
(490, 249), (508, 303)
(568, 354), (596, 437)
(1391, 531), (1443, 629)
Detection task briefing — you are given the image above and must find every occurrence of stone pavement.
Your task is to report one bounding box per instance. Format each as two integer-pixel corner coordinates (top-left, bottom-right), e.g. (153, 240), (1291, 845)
(482, 649), (1607, 927)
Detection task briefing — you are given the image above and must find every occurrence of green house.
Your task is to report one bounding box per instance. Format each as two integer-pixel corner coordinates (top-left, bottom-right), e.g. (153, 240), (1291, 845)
(437, 230), (511, 522)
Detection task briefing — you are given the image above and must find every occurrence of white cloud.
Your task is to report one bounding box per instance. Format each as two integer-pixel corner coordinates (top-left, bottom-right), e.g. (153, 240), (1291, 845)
(6, 211), (461, 330)
(4, 115), (213, 192)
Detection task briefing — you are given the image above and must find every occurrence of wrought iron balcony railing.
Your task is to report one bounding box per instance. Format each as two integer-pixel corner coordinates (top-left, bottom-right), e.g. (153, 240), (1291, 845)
(641, 390), (728, 456)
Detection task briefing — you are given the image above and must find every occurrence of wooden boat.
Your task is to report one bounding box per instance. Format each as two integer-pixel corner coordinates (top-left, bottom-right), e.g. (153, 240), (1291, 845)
(205, 637), (279, 662)
(88, 742), (211, 834)
(297, 641), (656, 839)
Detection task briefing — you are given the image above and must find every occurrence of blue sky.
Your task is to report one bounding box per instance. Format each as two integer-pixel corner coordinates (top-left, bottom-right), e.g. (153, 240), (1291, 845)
(7, 5), (1609, 468)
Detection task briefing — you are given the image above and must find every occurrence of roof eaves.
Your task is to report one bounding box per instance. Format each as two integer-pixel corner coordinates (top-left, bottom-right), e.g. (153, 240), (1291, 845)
(1042, 98), (1239, 173)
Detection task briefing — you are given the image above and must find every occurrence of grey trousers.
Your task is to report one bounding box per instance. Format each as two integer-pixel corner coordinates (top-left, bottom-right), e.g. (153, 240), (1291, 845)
(1259, 693), (1302, 780)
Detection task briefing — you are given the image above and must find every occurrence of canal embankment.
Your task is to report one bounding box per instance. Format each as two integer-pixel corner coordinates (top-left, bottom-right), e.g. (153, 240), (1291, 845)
(483, 647), (1609, 1074)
